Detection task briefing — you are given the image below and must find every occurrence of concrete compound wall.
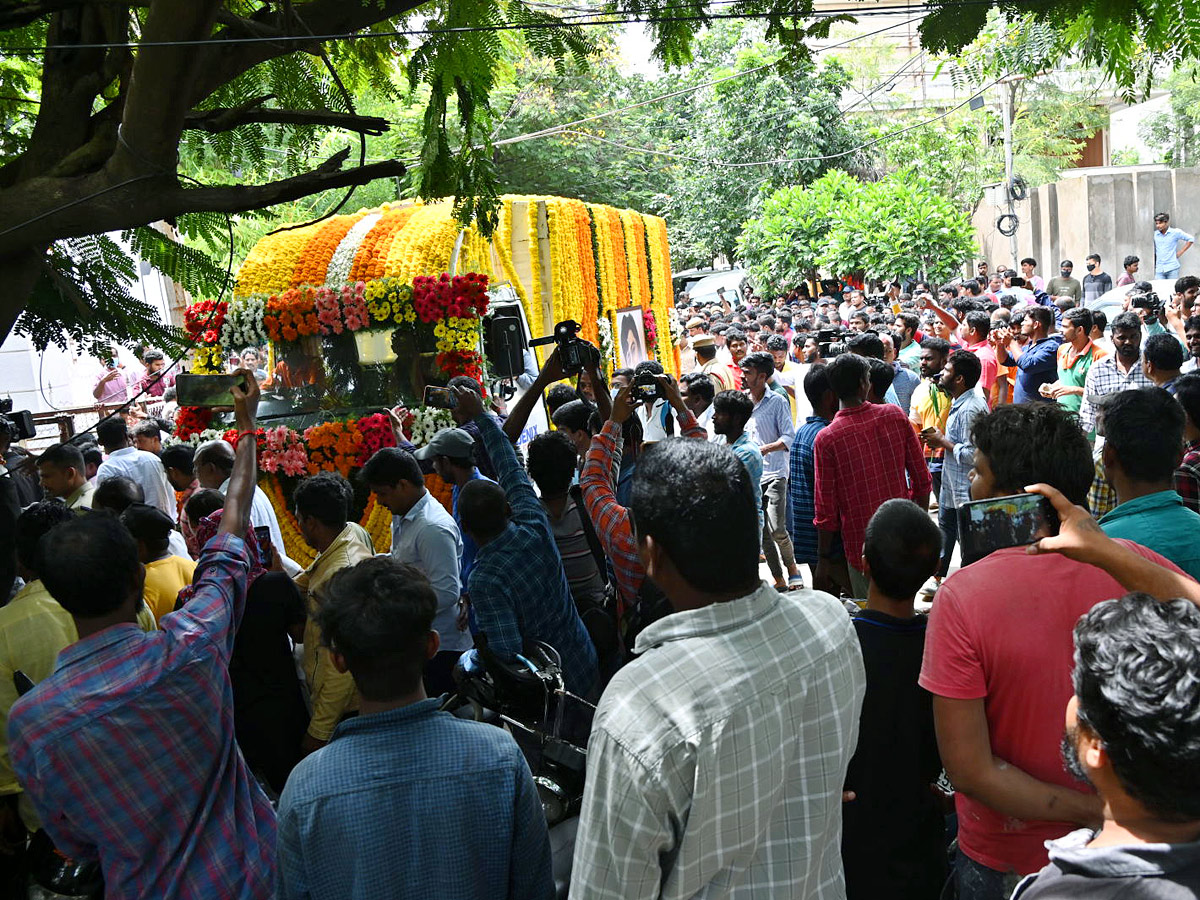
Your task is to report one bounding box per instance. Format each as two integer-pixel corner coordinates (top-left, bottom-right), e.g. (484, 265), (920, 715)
(972, 165), (1200, 277)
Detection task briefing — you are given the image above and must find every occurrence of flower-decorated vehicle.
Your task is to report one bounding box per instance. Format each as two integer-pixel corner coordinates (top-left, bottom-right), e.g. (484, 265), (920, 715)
(171, 195), (676, 563)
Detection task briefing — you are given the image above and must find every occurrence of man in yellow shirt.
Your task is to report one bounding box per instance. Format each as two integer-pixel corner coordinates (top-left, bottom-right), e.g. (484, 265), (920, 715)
(292, 472), (375, 756)
(121, 503), (196, 622)
(908, 338), (952, 504)
(36, 443), (94, 511)
(1, 502), (78, 841)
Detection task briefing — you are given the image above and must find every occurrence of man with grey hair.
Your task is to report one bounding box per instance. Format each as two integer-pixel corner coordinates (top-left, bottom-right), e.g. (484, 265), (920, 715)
(194, 439), (299, 574)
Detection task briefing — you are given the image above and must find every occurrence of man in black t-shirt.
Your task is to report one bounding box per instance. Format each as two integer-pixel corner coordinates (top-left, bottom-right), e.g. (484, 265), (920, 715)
(842, 499), (947, 900)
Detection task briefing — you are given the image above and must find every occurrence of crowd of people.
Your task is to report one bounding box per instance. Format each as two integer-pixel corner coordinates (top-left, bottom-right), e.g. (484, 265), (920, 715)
(1, 251), (1200, 900)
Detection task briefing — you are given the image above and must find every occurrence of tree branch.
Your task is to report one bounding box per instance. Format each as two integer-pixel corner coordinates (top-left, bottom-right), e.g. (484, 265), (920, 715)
(188, 0), (428, 109)
(171, 148), (406, 213)
(0, 149), (406, 254)
(184, 105), (390, 136)
(111, 0), (223, 178)
(0, 0), (89, 30)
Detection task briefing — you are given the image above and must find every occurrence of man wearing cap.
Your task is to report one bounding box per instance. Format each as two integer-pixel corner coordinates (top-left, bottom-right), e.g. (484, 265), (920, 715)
(414, 428), (492, 611)
(681, 316), (707, 374)
(695, 335), (735, 394)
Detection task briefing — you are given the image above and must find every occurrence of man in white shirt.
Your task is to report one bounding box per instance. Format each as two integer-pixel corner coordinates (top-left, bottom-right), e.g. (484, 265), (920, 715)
(633, 361), (672, 442)
(95, 417), (175, 521)
(193, 438), (301, 575)
(361, 446), (466, 696)
(679, 372), (717, 440)
(571, 438), (864, 900)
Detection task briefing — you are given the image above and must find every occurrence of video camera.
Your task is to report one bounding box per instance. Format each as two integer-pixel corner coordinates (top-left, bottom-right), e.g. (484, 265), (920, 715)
(528, 320), (597, 377)
(816, 328), (854, 359)
(1130, 288), (1163, 316)
(0, 399), (35, 442)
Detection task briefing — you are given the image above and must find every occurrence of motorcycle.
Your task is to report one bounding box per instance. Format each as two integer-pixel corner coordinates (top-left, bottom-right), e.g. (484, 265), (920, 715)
(441, 641), (592, 900)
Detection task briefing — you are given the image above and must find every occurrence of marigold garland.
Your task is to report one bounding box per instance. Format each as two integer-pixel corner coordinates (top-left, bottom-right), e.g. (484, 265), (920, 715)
(384, 203), (459, 282)
(621, 210), (653, 310)
(526, 200), (547, 338)
(642, 214), (677, 374)
(493, 199), (537, 335)
(234, 222), (321, 299)
(325, 212), (381, 287)
(350, 206), (417, 283)
(545, 199), (588, 344)
(425, 472), (454, 513)
(291, 215), (359, 289)
(364, 206), (419, 281)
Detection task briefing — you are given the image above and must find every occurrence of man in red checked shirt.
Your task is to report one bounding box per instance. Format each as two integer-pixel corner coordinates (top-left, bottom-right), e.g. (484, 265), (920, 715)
(8, 371), (276, 900)
(579, 364), (709, 623)
(813, 354), (931, 599)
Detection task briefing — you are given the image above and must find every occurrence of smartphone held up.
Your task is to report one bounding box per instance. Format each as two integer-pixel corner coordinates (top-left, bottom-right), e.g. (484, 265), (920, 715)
(423, 386), (457, 410)
(957, 492), (1060, 567)
(175, 373), (250, 408)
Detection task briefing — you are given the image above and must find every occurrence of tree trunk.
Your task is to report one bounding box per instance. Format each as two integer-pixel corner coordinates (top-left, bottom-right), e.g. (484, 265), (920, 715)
(0, 247), (49, 344)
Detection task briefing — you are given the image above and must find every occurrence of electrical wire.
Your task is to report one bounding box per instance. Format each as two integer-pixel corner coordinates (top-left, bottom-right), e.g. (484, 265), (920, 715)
(0, 0), (1044, 54)
(536, 77), (998, 167)
(492, 14), (928, 148)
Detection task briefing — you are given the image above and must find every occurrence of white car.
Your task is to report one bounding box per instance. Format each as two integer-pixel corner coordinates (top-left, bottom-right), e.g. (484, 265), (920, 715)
(687, 268), (752, 310)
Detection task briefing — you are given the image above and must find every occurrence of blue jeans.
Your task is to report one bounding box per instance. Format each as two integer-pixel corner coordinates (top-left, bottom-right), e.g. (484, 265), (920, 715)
(938, 502), (959, 577)
(953, 853), (1022, 900)
(1156, 265), (1181, 281)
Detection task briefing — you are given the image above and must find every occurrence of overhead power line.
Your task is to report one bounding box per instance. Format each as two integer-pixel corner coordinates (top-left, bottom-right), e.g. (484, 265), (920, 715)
(534, 77), (1001, 167)
(0, 0), (1044, 54)
(493, 14), (929, 148)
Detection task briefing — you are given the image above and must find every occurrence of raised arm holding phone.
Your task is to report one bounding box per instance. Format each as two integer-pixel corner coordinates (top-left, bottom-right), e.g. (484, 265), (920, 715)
(7, 369), (277, 900)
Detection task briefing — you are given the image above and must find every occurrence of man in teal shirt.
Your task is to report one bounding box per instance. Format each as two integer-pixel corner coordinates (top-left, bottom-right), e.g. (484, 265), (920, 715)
(1098, 387), (1200, 579)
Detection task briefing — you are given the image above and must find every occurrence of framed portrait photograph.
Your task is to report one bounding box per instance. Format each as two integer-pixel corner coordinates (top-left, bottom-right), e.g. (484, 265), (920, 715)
(614, 306), (649, 368)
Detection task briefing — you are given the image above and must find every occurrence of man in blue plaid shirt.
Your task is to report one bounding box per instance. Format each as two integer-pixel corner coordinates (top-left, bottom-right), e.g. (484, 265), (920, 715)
(450, 385), (598, 699)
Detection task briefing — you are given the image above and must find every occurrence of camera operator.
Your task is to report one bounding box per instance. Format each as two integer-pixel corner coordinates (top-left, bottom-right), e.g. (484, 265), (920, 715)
(632, 360), (672, 443)
(0, 414), (41, 508)
(580, 371), (708, 611)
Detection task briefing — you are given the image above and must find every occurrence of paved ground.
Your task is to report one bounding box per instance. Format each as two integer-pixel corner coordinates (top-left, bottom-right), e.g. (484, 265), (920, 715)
(758, 508), (959, 612)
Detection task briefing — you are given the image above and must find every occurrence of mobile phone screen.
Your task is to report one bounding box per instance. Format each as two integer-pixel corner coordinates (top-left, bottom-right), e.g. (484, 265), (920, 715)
(175, 374), (246, 408)
(253, 525), (273, 569)
(423, 385), (457, 410)
(958, 492), (1058, 566)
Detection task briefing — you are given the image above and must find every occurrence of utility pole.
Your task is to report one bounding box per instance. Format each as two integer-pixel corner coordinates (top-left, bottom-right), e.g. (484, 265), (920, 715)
(1001, 79), (1018, 267)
